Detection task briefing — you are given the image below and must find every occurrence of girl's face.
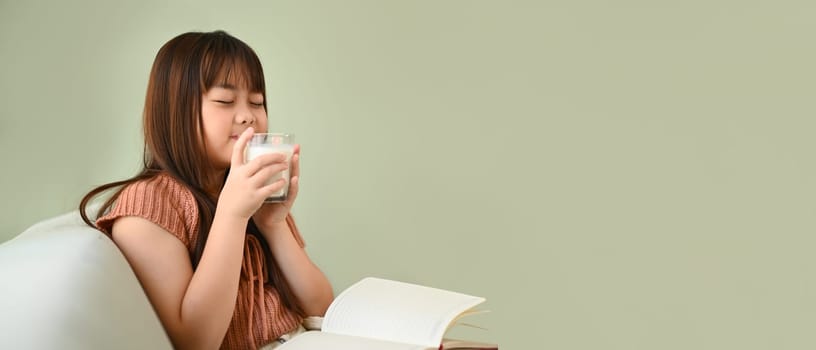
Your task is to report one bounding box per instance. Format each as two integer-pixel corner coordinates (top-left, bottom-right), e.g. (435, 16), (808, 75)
(201, 83), (268, 170)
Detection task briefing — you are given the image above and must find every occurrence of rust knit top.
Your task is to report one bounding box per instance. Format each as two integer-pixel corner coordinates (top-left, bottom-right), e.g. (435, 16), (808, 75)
(96, 172), (304, 350)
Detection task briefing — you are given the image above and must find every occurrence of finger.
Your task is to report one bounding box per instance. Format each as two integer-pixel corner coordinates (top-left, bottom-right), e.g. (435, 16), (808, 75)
(261, 178), (288, 197)
(286, 176), (299, 204)
(250, 163), (290, 187)
(285, 147), (300, 205)
(290, 150), (300, 180)
(231, 127), (255, 167)
(245, 152), (288, 177)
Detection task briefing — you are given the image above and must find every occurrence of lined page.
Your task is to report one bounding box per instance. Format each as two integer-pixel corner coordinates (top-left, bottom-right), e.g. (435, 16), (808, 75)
(322, 277), (485, 348)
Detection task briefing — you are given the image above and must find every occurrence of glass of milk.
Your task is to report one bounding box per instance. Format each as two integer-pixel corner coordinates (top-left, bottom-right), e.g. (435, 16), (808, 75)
(245, 133), (295, 202)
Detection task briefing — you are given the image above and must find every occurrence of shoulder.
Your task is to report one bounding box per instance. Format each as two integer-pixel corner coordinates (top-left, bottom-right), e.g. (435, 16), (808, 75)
(96, 172), (199, 246)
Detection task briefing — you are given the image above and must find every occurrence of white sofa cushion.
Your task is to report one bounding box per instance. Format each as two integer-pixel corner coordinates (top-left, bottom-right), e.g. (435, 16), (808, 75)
(0, 210), (172, 349)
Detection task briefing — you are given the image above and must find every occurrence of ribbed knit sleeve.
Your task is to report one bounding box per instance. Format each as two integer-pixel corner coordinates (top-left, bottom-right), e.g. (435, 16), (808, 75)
(96, 173), (198, 247)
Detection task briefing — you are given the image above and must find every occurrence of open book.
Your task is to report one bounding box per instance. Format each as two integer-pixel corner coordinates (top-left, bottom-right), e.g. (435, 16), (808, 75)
(278, 277), (497, 350)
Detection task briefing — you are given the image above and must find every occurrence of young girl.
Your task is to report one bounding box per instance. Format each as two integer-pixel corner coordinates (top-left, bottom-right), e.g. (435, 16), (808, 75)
(79, 30), (334, 350)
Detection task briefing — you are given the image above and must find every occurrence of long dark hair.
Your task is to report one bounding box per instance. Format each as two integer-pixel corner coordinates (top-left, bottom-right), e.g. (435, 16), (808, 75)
(79, 30), (304, 316)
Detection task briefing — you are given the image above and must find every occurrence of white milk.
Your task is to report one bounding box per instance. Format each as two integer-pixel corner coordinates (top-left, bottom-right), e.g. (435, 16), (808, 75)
(245, 144), (295, 201)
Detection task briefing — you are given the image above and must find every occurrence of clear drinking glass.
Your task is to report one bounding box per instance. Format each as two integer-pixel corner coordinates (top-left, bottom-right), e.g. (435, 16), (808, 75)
(244, 133), (295, 202)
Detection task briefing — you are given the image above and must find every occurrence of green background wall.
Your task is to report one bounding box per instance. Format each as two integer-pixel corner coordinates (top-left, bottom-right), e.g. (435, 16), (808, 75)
(1, 1), (814, 348)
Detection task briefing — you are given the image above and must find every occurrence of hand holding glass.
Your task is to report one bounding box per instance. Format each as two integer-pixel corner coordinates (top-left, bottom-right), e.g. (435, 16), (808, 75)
(244, 133), (294, 202)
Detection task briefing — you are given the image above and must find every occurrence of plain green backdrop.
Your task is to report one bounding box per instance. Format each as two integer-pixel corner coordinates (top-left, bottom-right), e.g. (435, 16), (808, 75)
(1, 0), (815, 349)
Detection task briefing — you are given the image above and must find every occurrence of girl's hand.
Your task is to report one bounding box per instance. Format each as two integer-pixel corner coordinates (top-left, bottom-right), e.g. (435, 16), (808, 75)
(218, 127), (290, 220)
(252, 144), (300, 229)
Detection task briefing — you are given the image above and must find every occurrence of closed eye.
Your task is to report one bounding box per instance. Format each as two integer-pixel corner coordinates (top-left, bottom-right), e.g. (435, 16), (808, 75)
(250, 102), (264, 107)
(214, 100), (234, 105)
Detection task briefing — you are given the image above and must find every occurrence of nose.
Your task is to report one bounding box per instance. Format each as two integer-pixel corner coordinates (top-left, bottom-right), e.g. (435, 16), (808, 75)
(236, 112), (255, 125)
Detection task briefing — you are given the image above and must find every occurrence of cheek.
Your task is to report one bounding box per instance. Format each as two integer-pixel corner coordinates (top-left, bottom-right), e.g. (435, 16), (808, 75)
(257, 116), (269, 132)
(200, 121), (227, 151)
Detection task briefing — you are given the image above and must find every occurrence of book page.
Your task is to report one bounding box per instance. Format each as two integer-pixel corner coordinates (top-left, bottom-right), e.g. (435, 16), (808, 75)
(276, 331), (433, 350)
(322, 277), (485, 348)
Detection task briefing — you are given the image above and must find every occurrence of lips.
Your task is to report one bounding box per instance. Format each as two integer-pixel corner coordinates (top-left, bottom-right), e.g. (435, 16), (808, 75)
(230, 129), (252, 140)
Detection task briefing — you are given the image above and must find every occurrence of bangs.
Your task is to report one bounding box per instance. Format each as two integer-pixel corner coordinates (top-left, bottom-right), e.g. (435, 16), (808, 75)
(199, 34), (265, 93)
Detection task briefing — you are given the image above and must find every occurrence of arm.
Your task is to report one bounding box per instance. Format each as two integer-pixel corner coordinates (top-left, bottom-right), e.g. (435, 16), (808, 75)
(112, 128), (291, 349)
(261, 220), (334, 316)
(252, 146), (334, 315)
(111, 212), (247, 350)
